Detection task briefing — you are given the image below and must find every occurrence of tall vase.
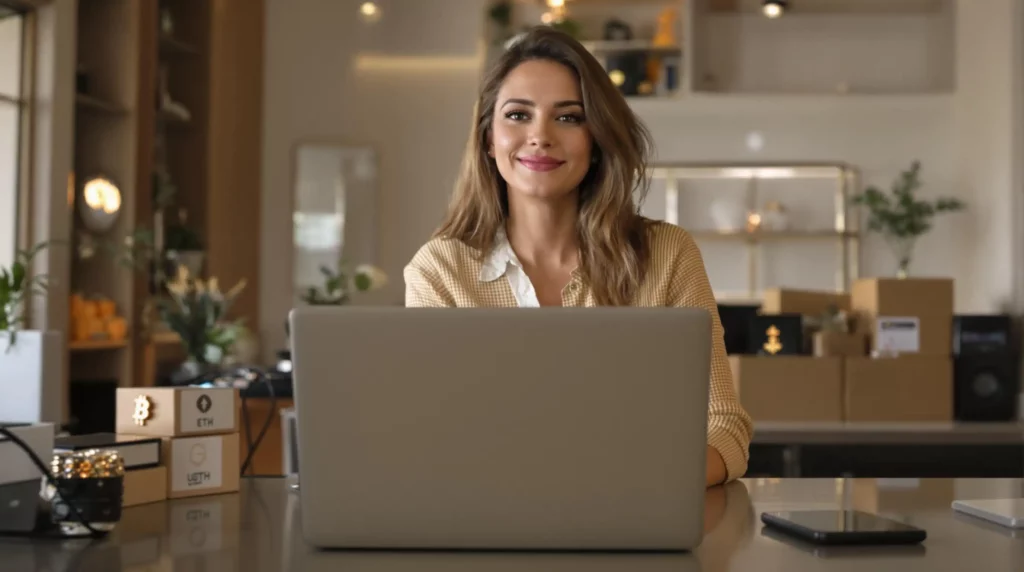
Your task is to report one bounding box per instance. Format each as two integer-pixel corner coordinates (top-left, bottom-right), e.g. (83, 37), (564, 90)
(887, 235), (917, 280)
(896, 258), (911, 280)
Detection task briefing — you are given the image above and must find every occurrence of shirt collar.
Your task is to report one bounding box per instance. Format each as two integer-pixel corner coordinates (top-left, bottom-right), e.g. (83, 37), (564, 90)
(479, 228), (520, 282)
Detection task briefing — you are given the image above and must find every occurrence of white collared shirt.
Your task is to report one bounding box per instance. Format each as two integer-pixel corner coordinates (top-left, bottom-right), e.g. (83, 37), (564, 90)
(477, 231), (541, 307)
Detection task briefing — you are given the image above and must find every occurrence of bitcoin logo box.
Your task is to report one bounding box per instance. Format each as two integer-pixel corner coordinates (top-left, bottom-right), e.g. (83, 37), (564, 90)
(116, 387), (240, 438)
(162, 432), (240, 499)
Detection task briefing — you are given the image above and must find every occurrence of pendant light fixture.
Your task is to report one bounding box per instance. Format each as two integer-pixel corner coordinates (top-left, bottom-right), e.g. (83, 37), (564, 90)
(762, 0), (787, 18)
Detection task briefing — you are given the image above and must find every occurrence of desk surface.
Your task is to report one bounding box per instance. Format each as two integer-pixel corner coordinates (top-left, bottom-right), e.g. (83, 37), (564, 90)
(752, 421), (1024, 445)
(4, 476), (1023, 571)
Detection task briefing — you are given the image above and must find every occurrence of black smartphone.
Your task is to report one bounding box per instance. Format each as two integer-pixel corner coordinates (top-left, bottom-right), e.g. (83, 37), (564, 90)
(760, 510), (927, 545)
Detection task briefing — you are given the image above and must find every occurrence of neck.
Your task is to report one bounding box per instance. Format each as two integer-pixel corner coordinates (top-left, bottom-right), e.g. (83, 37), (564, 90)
(505, 191), (579, 269)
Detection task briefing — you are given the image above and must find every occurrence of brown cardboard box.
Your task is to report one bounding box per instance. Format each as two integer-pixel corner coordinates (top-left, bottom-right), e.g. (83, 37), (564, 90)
(116, 387), (240, 438)
(854, 313), (952, 357)
(729, 356), (843, 422)
(122, 465), (168, 507)
(162, 432), (240, 499)
(844, 355), (953, 422)
(851, 278), (954, 317)
(761, 288), (851, 316)
(813, 331), (867, 357)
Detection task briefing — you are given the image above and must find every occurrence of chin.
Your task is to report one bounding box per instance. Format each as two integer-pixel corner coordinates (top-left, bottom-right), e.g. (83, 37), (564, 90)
(510, 184), (578, 202)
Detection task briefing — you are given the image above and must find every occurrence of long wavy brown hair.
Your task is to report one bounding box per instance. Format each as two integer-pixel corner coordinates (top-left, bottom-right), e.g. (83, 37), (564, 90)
(433, 26), (655, 306)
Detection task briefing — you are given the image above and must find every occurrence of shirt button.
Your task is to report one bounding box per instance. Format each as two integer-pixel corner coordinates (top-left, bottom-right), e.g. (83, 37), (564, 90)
(568, 283), (578, 292)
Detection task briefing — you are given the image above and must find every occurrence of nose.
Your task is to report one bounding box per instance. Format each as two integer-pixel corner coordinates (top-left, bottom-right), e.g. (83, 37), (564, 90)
(527, 120), (553, 148)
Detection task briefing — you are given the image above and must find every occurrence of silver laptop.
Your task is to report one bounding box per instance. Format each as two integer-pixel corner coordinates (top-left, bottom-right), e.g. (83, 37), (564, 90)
(289, 306), (712, 551)
(952, 499), (1024, 529)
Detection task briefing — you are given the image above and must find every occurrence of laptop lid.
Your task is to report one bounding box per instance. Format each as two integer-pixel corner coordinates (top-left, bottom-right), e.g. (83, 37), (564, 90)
(290, 306), (712, 551)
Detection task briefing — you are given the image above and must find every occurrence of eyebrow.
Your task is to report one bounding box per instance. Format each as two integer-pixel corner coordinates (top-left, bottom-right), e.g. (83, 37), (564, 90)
(500, 98), (584, 109)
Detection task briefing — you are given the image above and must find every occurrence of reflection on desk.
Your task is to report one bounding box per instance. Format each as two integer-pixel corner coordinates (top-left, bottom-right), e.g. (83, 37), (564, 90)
(2, 476), (1022, 571)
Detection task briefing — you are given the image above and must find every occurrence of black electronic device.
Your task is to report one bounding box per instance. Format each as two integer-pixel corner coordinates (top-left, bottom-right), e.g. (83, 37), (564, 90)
(717, 303), (761, 355)
(953, 314), (1015, 355)
(760, 510), (927, 545)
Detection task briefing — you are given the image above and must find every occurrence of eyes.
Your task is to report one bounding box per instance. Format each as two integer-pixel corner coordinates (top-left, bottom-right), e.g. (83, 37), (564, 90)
(503, 109), (585, 125)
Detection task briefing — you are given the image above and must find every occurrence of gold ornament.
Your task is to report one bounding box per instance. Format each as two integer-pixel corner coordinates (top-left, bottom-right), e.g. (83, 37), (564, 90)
(763, 325), (783, 355)
(51, 449), (125, 479)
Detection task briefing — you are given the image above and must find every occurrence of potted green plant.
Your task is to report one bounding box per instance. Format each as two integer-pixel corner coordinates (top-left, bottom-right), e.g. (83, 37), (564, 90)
(299, 263), (388, 306)
(850, 161), (964, 279)
(158, 265), (247, 383)
(0, 242), (62, 423)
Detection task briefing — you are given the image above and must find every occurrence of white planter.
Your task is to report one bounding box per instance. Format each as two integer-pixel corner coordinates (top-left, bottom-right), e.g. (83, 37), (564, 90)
(0, 330), (62, 424)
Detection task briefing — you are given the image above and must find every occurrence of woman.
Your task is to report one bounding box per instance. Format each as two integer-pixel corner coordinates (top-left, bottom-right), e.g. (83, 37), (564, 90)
(404, 26), (753, 487)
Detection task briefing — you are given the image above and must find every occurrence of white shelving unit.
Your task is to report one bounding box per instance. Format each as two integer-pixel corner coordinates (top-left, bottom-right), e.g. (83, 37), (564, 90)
(496, 0), (955, 101)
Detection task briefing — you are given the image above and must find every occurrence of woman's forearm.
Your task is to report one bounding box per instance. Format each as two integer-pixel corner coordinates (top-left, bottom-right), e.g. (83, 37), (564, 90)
(706, 445), (727, 487)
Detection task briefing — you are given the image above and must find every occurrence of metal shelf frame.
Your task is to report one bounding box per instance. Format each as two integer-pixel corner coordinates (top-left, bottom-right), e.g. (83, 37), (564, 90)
(649, 162), (861, 300)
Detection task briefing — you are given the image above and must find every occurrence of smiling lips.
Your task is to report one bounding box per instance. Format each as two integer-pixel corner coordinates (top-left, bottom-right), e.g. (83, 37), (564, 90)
(518, 155), (565, 172)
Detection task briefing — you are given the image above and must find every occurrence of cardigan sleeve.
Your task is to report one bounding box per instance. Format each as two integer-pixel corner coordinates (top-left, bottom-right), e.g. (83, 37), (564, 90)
(666, 230), (754, 483)
(403, 254), (457, 307)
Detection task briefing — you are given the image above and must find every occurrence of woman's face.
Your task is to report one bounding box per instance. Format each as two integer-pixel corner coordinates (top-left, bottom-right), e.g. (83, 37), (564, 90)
(489, 59), (593, 203)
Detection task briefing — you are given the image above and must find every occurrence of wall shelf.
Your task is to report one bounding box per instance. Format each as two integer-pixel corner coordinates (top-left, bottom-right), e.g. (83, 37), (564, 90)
(69, 339), (129, 352)
(75, 93), (127, 115)
(159, 35), (199, 56)
(648, 162), (860, 300)
(493, 0), (955, 99)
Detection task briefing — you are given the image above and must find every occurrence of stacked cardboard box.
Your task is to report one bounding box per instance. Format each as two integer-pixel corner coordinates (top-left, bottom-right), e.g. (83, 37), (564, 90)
(847, 278), (954, 421)
(729, 283), (954, 423)
(116, 387), (241, 500)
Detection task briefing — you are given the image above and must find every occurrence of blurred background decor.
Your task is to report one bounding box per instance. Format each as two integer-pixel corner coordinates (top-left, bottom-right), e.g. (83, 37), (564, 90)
(157, 266), (247, 383)
(850, 161), (965, 279)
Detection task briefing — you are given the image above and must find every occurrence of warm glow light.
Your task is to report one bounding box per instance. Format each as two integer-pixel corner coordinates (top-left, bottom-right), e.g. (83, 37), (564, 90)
(541, 11), (554, 24)
(355, 54), (484, 72)
(83, 177), (121, 214)
(608, 70), (625, 86)
(547, 0), (565, 7)
(763, 2), (783, 18)
(721, 167), (796, 179)
(359, 1), (381, 23)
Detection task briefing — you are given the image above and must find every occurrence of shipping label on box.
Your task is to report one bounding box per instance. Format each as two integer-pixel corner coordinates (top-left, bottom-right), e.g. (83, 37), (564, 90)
(163, 432), (240, 499)
(875, 316), (920, 354)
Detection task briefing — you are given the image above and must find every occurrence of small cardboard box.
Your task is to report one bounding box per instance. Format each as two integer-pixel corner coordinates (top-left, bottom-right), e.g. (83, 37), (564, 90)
(851, 278), (954, 317)
(761, 288), (852, 316)
(122, 465), (168, 508)
(162, 432), (240, 499)
(116, 387), (240, 438)
(844, 355), (953, 422)
(855, 314), (952, 357)
(729, 356), (843, 422)
(813, 331), (867, 357)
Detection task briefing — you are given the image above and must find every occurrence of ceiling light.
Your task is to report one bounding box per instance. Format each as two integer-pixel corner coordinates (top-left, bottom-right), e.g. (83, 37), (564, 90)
(359, 2), (381, 23)
(762, 0), (787, 18)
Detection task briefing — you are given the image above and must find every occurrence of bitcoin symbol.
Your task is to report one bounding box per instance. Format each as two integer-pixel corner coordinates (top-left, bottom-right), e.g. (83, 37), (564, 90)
(132, 395), (152, 426)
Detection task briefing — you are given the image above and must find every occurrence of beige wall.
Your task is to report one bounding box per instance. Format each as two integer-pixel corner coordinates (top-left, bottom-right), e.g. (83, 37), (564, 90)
(260, 0), (485, 357)
(260, 0), (1024, 359)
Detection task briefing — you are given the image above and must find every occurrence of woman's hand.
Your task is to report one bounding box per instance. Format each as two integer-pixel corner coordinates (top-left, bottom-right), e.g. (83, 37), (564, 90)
(706, 445), (728, 487)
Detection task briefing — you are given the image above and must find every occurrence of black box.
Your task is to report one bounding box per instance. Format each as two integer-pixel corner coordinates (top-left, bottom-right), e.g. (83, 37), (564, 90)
(748, 314), (805, 356)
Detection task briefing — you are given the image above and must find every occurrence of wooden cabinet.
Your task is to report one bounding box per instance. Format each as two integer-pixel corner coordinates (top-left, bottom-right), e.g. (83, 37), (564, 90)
(238, 397), (293, 477)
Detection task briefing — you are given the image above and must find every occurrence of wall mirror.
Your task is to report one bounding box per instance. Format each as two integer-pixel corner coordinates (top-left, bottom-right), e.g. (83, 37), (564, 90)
(291, 143), (378, 299)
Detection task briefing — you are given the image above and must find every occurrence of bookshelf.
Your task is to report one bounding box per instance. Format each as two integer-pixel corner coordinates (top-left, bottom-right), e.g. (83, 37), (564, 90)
(492, 0), (955, 100)
(66, 0), (262, 410)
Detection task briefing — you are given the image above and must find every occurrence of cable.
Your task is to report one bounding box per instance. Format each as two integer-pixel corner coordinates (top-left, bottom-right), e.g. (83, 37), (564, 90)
(0, 426), (108, 538)
(239, 369), (277, 476)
